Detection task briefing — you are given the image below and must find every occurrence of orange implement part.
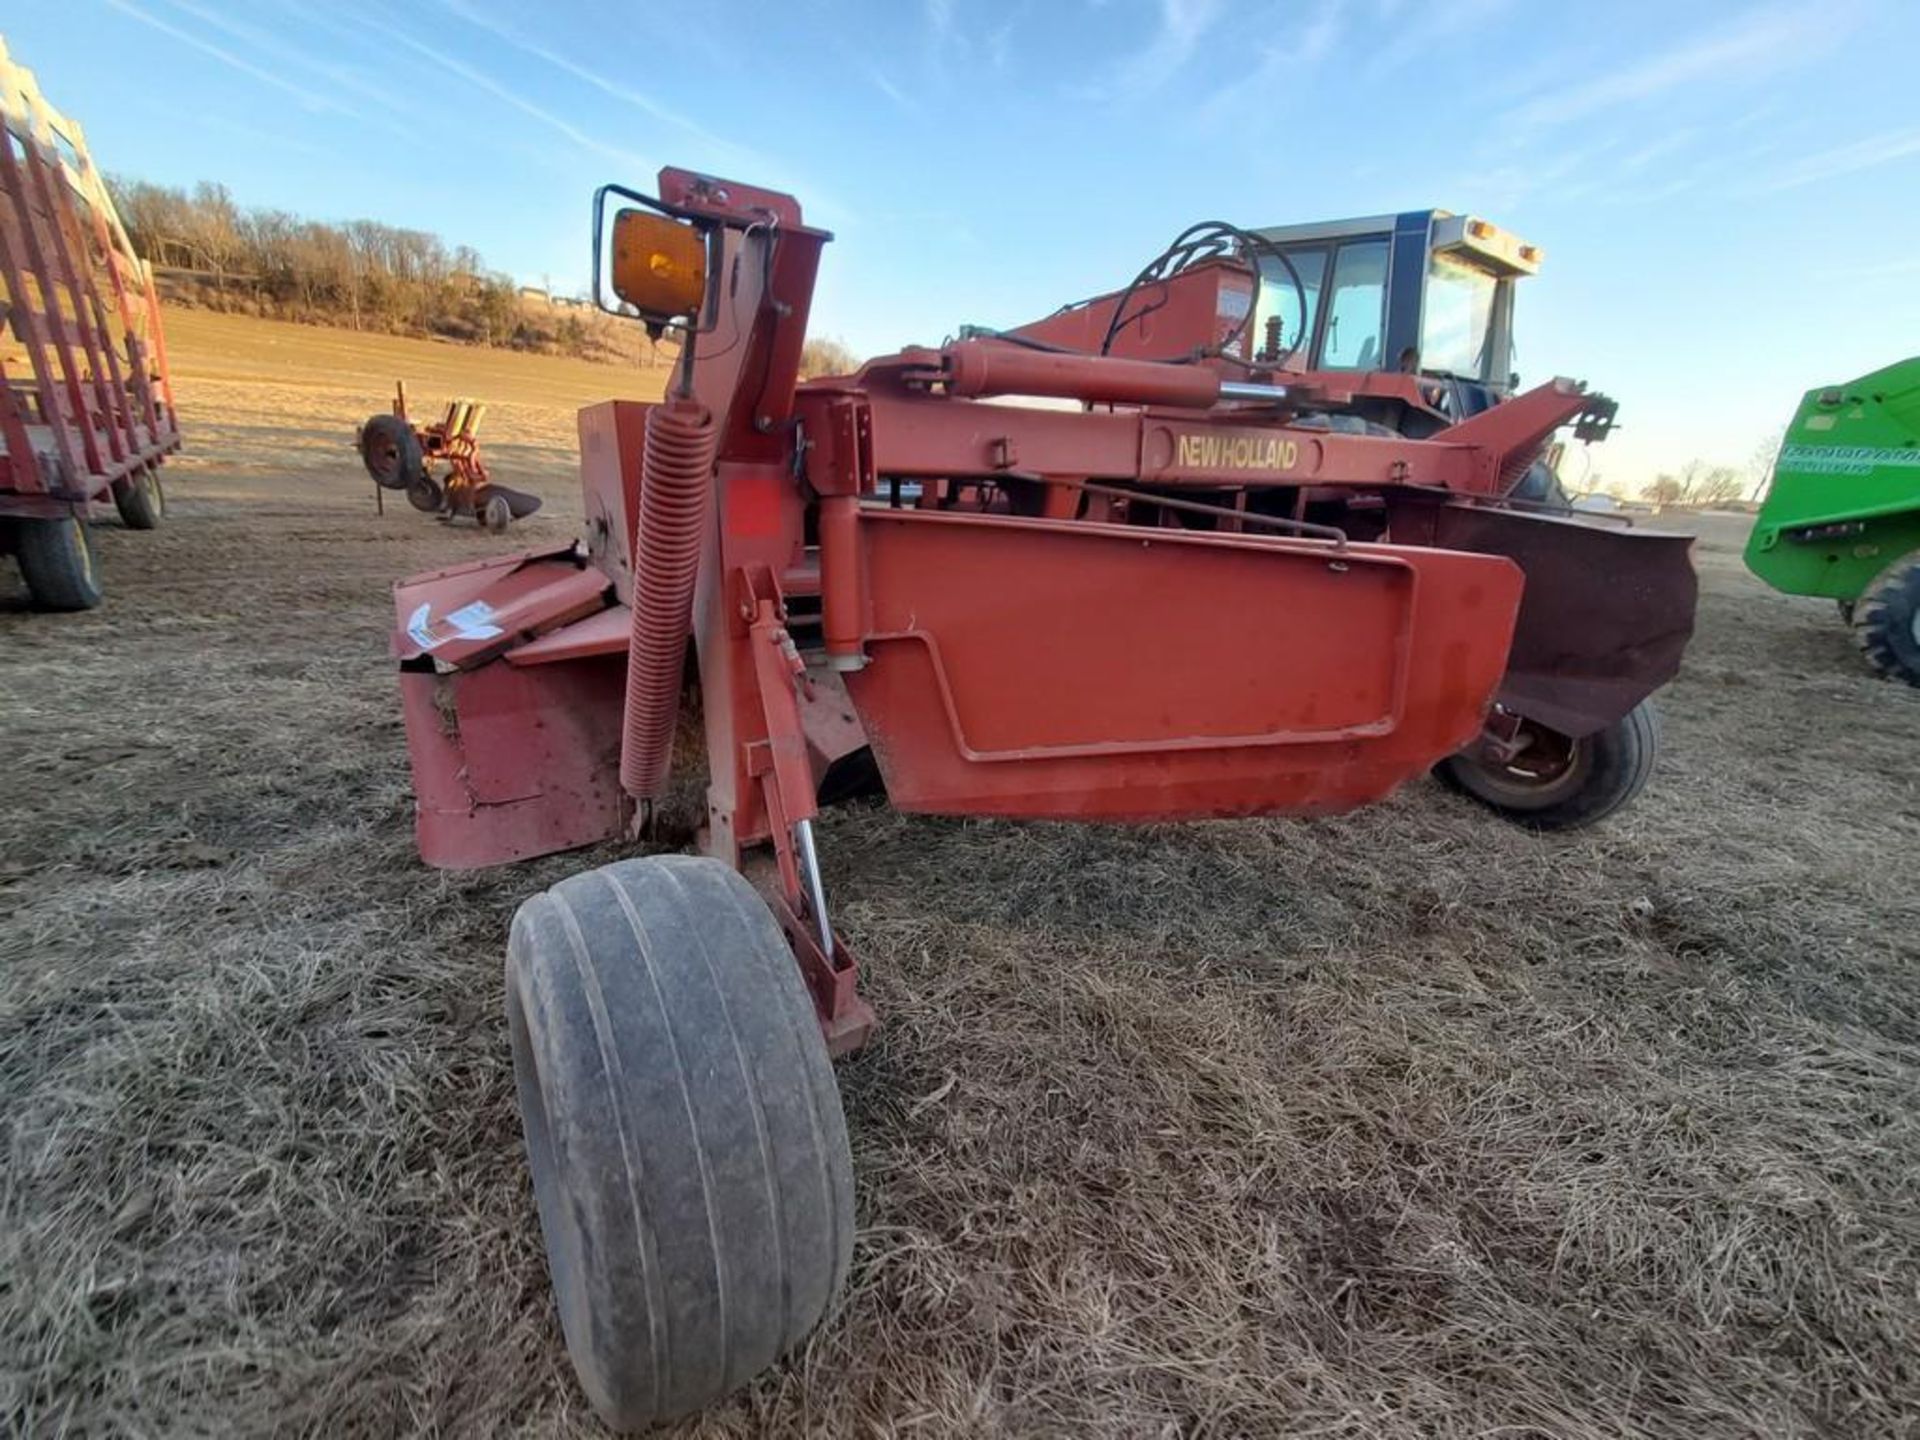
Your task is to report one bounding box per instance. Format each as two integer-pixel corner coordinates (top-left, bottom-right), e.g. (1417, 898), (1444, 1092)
(839, 509), (1523, 819)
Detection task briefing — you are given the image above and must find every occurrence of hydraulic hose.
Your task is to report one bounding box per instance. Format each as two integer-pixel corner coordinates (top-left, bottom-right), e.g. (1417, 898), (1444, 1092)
(620, 396), (719, 799)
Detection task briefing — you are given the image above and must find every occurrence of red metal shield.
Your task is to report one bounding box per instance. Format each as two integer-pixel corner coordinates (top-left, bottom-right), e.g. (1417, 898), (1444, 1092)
(841, 510), (1524, 819)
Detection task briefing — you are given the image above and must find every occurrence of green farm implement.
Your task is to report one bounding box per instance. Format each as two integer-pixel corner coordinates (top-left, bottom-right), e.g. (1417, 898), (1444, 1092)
(1746, 357), (1920, 684)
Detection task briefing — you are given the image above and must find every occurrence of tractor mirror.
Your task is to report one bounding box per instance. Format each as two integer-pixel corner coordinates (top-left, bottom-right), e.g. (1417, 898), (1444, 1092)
(610, 209), (707, 320)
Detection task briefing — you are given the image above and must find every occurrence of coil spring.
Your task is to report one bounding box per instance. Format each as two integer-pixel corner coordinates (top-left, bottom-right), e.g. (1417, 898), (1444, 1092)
(620, 397), (719, 799)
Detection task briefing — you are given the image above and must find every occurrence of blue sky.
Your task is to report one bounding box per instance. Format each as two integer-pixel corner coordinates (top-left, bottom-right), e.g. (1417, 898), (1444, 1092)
(12, 0), (1920, 492)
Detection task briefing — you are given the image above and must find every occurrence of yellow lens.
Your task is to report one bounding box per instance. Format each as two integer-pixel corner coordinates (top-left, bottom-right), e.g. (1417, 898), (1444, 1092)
(611, 210), (707, 318)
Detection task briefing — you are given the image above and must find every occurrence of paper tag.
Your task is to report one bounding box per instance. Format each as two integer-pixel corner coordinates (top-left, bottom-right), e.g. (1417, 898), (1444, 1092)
(407, 600), (504, 650)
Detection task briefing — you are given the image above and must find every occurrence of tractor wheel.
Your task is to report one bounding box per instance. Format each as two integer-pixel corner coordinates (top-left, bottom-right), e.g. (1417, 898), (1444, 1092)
(112, 466), (165, 530)
(507, 855), (854, 1431)
(1436, 700), (1659, 831)
(482, 493), (512, 533)
(360, 413), (424, 490)
(1855, 550), (1920, 685)
(406, 473), (445, 514)
(17, 514), (104, 611)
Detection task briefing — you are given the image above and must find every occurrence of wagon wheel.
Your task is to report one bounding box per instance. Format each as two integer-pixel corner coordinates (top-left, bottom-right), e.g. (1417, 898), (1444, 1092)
(16, 514), (104, 611)
(507, 855), (854, 1429)
(112, 465), (165, 530)
(360, 413), (425, 490)
(406, 473), (445, 514)
(1436, 700), (1659, 831)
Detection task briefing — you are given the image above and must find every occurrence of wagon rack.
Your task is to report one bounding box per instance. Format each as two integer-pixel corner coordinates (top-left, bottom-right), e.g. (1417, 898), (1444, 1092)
(0, 37), (181, 610)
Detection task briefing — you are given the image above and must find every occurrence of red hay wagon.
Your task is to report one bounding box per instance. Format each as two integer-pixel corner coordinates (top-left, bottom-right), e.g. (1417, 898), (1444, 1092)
(0, 38), (180, 610)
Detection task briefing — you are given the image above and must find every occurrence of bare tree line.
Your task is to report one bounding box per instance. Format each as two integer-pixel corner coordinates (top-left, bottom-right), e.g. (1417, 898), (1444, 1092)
(107, 176), (613, 357)
(1642, 458), (1749, 507)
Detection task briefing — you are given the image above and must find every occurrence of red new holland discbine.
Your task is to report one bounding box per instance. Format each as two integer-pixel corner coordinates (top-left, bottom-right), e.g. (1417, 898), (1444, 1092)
(390, 170), (1694, 1428)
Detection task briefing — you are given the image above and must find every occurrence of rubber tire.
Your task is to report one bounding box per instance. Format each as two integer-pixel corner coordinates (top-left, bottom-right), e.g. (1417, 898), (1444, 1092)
(483, 493), (512, 533)
(17, 515), (104, 611)
(1436, 700), (1659, 831)
(507, 855), (854, 1431)
(406, 473), (444, 514)
(360, 413), (424, 490)
(1854, 550), (1920, 686)
(112, 466), (165, 530)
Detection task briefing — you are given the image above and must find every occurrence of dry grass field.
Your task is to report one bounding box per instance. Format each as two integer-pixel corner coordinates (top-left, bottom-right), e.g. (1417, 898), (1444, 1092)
(3, 311), (1918, 1438)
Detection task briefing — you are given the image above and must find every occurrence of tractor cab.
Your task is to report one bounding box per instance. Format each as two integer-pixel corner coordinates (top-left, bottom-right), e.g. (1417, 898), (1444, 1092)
(1249, 210), (1540, 420)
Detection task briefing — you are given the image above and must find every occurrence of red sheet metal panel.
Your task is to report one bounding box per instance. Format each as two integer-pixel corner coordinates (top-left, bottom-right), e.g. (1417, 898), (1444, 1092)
(401, 658), (631, 869)
(577, 399), (651, 605)
(841, 509), (1523, 819)
(392, 546), (610, 669)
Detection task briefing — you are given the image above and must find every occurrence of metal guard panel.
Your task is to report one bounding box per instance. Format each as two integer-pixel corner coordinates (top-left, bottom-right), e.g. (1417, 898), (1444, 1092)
(1420, 506), (1696, 738)
(400, 659), (630, 869)
(391, 544), (609, 669)
(842, 510), (1522, 820)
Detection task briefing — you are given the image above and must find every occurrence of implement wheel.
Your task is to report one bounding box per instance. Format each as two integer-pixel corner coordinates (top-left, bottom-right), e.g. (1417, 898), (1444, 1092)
(360, 413), (424, 490)
(507, 855), (854, 1430)
(1436, 700), (1659, 831)
(112, 466), (165, 530)
(1855, 550), (1920, 686)
(406, 473), (444, 514)
(17, 514), (103, 611)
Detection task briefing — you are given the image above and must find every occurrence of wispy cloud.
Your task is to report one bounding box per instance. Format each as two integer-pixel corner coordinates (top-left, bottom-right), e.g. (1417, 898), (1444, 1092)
(1814, 253), (1920, 284)
(434, 0), (857, 226)
(1362, 0), (1514, 81)
(986, 16), (1020, 71)
(1505, 4), (1846, 129)
(1756, 126), (1920, 192)
(159, 0), (417, 133)
(1437, 137), (1624, 212)
(924, 0), (957, 44)
(1618, 127), (1698, 173)
(1079, 0), (1224, 100)
(1194, 0), (1344, 127)
(350, 11), (652, 175)
(863, 65), (920, 112)
(105, 0), (343, 112)
(436, 0), (744, 160)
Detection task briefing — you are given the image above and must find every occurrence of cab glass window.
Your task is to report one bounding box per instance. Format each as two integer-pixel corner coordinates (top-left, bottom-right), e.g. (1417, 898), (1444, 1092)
(1421, 251), (1499, 380)
(1254, 248), (1325, 360)
(1320, 240), (1388, 369)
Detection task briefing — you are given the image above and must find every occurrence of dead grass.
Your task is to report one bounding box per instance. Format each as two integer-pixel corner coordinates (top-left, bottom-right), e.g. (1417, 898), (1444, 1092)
(3, 315), (1918, 1438)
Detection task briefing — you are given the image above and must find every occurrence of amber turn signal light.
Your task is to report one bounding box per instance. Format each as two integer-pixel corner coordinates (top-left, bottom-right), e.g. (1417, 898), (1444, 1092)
(610, 209), (706, 318)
